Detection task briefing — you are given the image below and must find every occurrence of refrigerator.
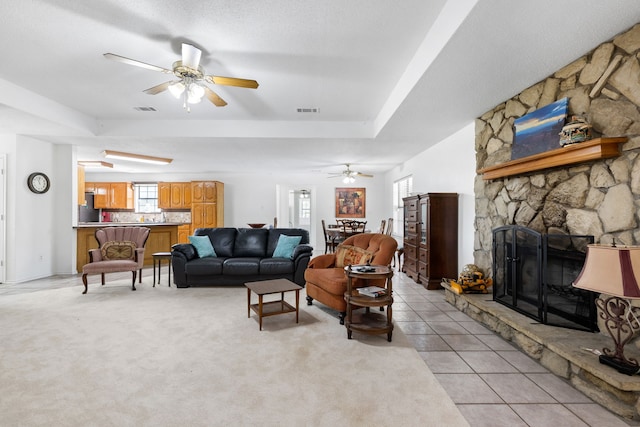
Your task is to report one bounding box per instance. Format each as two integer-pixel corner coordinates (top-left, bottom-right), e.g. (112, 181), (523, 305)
(78, 193), (100, 222)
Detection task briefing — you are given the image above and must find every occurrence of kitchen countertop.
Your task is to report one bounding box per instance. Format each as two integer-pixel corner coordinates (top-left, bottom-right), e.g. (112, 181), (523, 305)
(75, 222), (190, 228)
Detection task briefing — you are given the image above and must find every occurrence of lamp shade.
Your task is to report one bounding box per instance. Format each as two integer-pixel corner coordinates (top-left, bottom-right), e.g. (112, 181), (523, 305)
(573, 244), (640, 298)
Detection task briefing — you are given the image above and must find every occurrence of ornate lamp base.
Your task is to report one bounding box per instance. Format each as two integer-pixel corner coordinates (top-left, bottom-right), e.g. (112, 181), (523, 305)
(597, 296), (640, 376)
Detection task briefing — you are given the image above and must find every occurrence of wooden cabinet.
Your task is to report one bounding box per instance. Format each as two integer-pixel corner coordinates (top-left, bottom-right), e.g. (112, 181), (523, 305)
(91, 182), (134, 209)
(403, 193), (458, 290)
(177, 224), (191, 243)
(402, 195), (419, 282)
(158, 182), (192, 209)
(77, 165), (86, 205)
(192, 181), (219, 203)
(190, 181), (224, 233)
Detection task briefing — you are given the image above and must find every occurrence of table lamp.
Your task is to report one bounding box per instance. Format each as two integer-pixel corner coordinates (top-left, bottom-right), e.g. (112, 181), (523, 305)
(572, 244), (640, 375)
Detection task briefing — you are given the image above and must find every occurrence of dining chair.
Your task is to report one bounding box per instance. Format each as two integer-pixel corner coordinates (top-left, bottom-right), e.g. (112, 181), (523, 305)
(378, 219), (386, 234)
(322, 219), (338, 253)
(385, 218), (394, 235)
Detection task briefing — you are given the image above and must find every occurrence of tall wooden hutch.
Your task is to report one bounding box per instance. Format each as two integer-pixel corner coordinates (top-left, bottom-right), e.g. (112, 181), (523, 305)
(402, 193), (458, 290)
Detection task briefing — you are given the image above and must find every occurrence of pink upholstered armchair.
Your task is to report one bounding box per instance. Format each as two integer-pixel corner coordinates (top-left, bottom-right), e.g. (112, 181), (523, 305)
(81, 227), (150, 294)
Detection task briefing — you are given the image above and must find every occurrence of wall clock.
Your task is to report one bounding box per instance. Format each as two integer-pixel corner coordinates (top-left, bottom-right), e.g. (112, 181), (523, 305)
(27, 172), (50, 194)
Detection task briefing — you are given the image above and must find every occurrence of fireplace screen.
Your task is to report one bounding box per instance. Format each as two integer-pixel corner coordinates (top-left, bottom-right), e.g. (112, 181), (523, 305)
(492, 225), (597, 331)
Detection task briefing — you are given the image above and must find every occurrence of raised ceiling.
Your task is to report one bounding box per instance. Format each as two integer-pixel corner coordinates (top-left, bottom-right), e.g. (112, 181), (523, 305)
(1, 0), (639, 174)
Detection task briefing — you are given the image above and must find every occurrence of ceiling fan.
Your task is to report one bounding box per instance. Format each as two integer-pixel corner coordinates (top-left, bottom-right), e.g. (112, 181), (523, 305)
(328, 164), (374, 183)
(104, 43), (258, 112)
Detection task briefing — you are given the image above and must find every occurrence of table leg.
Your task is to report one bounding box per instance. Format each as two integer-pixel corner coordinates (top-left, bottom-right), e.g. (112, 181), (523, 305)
(247, 288), (251, 318)
(167, 259), (171, 287)
(258, 294), (263, 331)
(158, 258), (162, 285)
(153, 258), (157, 287)
(295, 289), (300, 323)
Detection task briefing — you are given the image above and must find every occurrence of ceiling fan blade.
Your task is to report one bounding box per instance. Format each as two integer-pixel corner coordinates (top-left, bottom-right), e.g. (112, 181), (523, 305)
(355, 172), (374, 178)
(181, 43), (202, 70)
(103, 53), (173, 74)
(143, 81), (173, 95)
(206, 75), (259, 89)
(204, 86), (227, 107)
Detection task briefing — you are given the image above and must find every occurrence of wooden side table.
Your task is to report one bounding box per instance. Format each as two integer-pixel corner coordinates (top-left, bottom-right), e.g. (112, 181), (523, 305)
(245, 279), (302, 330)
(152, 252), (172, 287)
(344, 265), (394, 341)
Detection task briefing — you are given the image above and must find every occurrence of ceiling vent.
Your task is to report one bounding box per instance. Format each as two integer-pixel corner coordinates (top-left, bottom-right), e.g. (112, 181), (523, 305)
(133, 106), (157, 112)
(297, 108), (319, 113)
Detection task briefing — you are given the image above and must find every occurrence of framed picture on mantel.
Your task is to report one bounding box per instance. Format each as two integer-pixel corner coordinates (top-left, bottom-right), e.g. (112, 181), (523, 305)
(335, 187), (365, 218)
(511, 97), (568, 160)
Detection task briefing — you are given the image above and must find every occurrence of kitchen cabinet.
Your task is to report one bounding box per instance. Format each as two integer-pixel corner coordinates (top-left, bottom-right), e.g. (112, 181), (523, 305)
(192, 181), (219, 203)
(190, 181), (224, 233)
(92, 182), (134, 209)
(158, 182), (192, 209)
(177, 224), (191, 243)
(403, 193), (458, 290)
(77, 165), (86, 205)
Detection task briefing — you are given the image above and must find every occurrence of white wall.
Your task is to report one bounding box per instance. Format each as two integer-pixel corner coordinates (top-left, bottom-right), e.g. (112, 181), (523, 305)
(385, 122), (476, 269)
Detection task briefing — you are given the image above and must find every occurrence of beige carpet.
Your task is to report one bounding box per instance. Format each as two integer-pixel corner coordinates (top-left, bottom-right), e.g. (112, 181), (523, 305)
(0, 278), (469, 427)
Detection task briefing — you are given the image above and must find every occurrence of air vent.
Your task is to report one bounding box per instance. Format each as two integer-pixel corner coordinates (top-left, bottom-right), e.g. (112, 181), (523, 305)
(133, 106), (157, 112)
(297, 108), (319, 113)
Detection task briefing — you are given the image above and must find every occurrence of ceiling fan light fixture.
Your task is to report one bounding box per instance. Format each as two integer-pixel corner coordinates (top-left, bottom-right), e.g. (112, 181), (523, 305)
(343, 176), (355, 184)
(187, 83), (205, 104)
(168, 81), (185, 98)
(102, 150), (172, 165)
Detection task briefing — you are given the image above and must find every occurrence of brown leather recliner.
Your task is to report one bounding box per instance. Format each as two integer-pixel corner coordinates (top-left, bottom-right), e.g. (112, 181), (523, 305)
(305, 233), (398, 323)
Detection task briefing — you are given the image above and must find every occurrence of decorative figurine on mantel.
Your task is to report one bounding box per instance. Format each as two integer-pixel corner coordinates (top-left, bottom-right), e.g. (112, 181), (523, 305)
(559, 115), (592, 146)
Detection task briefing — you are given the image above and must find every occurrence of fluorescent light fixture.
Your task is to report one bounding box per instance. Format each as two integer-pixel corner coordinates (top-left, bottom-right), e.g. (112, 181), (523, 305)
(102, 150), (172, 165)
(78, 161), (113, 168)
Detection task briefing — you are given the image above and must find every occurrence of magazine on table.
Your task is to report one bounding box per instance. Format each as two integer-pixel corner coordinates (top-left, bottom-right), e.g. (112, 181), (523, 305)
(357, 286), (387, 297)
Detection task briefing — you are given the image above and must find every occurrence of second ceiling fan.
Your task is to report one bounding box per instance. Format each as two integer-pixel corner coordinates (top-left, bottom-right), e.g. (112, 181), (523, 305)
(329, 164), (374, 183)
(104, 43), (258, 112)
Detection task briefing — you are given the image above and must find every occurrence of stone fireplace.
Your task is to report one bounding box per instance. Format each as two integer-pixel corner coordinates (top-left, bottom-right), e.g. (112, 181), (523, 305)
(474, 23), (640, 279)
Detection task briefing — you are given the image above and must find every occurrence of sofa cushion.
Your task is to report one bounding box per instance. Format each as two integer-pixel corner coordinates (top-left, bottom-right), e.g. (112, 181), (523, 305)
(335, 245), (375, 268)
(234, 229), (268, 257)
(305, 267), (348, 295)
(188, 235), (217, 258)
(186, 257), (225, 276)
(223, 258), (261, 275)
(259, 258), (294, 275)
(195, 228), (237, 257)
(267, 228), (309, 255)
(272, 235), (302, 258)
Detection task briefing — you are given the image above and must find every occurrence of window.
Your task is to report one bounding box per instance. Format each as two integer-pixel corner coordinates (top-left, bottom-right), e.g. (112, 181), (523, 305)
(392, 176), (413, 235)
(135, 183), (160, 213)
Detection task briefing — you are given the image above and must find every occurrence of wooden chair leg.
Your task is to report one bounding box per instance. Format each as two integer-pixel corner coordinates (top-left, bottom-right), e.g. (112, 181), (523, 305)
(82, 274), (88, 294)
(101, 273), (105, 285)
(131, 271), (137, 291)
(138, 268), (142, 284)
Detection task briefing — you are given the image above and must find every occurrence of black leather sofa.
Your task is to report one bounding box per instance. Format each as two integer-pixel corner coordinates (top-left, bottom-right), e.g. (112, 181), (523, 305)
(171, 227), (313, 287)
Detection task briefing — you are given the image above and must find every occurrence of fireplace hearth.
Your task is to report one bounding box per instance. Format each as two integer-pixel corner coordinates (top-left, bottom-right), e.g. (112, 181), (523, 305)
(492, 225), (597, 332)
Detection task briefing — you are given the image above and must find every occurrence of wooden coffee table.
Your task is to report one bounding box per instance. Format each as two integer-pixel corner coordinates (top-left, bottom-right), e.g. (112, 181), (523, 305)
(245, 278), (302, 330)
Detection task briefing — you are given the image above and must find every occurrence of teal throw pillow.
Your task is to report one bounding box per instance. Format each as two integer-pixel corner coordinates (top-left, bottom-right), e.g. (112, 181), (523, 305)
(273, 235), (302, 259)
(189, 235), (217, 258)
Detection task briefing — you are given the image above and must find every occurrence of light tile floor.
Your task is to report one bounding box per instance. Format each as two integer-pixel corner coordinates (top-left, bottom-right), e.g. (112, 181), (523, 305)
(392, 271), (638, 427)
(2, 269), (638, 426)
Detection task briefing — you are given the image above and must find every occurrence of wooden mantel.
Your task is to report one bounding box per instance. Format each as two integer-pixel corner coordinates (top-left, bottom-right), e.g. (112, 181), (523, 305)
(478, 137), (628, 180)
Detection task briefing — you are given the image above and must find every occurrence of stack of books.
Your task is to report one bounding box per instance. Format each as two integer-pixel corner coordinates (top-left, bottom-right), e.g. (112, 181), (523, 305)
(357, 286), (387, 298)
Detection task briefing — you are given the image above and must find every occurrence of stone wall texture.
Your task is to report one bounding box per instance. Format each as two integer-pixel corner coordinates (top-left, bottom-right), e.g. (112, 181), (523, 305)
(475, 23), (640, 277)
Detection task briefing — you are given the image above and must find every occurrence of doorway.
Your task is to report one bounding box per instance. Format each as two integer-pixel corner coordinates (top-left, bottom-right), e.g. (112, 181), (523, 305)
(276, 185), (316, 248)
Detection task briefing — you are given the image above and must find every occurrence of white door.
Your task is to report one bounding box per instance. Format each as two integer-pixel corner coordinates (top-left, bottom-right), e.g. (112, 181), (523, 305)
(276, 185), (316, 248)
